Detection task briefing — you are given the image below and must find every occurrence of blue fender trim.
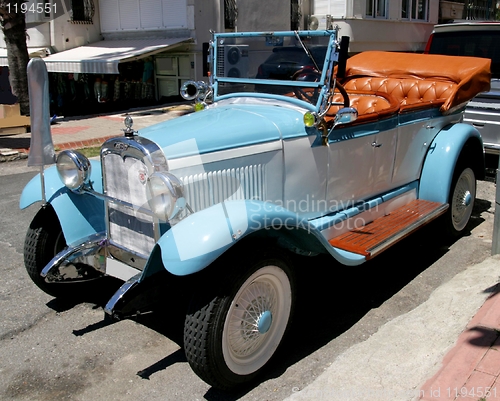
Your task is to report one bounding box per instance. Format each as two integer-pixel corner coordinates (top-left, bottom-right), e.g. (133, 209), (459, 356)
(152, 199), (366, 277)
(19, 161), (105, 246)
(419, 123), (482, 204)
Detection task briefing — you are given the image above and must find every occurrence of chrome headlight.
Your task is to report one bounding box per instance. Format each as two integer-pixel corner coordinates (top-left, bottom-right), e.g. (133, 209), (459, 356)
(56, 150), (91, 192)
(146, 172), (186, 221)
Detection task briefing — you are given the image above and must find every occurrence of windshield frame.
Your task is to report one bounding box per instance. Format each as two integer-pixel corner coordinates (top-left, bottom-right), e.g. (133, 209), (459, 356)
(211, 30), (338, 112)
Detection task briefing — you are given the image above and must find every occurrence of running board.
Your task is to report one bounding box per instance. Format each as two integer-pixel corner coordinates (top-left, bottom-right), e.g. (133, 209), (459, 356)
(328, 200), (448, 260)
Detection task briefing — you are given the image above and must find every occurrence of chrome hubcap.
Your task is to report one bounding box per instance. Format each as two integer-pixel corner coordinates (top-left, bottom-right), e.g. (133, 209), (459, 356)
(452, 168), (475, 231)
(257, 310), (273, 334)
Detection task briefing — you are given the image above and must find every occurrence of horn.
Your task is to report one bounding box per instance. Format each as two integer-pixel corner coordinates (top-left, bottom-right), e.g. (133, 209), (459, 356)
(180, 80), (209, 100)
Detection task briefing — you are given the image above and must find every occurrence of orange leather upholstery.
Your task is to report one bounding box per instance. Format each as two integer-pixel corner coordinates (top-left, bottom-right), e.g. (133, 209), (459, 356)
(343, 77), (453, 112)
(341, 51), (491, 113)
(325, 90), (399, 124)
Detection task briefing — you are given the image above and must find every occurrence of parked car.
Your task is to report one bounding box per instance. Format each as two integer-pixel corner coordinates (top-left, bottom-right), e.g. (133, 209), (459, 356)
(425, 21), (500, 167)
(21, 29), (489, 390)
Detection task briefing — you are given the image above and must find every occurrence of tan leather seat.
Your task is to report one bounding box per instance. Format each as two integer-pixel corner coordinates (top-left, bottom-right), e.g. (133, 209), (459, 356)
(343, 77), (455, 112)
(325, 90), (399, 125)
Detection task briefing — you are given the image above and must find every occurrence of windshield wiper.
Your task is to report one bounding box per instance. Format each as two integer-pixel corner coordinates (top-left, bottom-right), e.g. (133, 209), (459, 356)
(294, 31), (321, 72)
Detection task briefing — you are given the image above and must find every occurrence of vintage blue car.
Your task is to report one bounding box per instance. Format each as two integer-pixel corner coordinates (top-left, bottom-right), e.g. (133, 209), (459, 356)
(20, 29), (490, 390)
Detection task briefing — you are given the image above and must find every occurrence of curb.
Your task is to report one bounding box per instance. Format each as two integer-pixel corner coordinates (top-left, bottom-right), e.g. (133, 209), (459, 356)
(0, 136), (117, 163)
(0, 148), (28, 162)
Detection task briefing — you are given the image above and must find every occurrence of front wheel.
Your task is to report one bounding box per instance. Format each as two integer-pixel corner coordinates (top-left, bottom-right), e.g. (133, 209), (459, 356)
(24, 206), (67, 297)
(183, 249), (295, 390)
(24, 206), (107, 299)
(445, 165), (476, 236)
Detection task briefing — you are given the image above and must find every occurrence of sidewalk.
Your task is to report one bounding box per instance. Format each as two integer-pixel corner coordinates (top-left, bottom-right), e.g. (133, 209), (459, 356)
(0, 103), (193, 162)
(284, 255), (500, 401)
(419, 289), (500, 401)
(2, 102), (500, 401)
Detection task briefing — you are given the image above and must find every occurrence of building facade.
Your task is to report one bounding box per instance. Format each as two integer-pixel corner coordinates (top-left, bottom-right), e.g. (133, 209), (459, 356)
(0, 0), (452, 114)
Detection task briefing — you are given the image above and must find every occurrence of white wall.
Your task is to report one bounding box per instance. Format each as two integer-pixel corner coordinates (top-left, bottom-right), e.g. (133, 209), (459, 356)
(237, 0), (291, 32)
(0, 0), (102, 51)
(311, 0), (439, 52)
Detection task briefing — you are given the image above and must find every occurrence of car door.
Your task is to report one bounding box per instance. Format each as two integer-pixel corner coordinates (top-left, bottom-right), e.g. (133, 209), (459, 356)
(326, 123), (397, 208)
(392, 117), (441, 187)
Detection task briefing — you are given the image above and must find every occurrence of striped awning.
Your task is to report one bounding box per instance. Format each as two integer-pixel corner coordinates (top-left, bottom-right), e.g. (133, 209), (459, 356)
(0, 47), (50, 67)
(30, 37), (192, 74)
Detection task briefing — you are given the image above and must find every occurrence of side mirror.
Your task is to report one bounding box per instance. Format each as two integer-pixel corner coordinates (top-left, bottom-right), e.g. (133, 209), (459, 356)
(320, 107), (358, 146)
(333, 107), (358, 127)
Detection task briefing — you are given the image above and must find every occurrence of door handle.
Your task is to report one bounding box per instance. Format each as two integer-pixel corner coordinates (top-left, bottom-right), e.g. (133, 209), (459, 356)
(371, 141), (382, 148)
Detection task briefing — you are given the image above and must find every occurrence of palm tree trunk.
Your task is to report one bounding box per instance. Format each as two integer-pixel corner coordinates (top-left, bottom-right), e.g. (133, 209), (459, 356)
(0, 1), (30, 115)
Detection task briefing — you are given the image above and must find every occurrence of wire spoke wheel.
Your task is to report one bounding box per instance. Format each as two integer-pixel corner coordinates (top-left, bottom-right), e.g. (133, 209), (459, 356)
(222, 266), (291, 376)
(183, 248), (295, 390)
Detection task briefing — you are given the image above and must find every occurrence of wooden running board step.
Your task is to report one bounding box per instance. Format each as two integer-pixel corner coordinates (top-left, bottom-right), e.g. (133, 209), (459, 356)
(328, 199), (448, 260)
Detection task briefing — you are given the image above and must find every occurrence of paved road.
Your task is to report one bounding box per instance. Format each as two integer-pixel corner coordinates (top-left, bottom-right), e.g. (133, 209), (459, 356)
(0, 159), (496, 401)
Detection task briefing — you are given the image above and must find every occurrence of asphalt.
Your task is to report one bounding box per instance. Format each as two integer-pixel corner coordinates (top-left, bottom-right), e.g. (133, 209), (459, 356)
(1, 104), (500, 401)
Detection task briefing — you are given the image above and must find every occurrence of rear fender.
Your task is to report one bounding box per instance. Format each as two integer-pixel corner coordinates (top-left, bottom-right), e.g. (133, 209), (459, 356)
(20, 161), (105, 246)
(419, 123), (484, 203)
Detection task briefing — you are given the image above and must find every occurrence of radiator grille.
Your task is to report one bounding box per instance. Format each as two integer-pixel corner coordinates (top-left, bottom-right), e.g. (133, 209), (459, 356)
(103, 151), (266, 255)
(181, 164), (266, 211)
(103, 153), (155, 256)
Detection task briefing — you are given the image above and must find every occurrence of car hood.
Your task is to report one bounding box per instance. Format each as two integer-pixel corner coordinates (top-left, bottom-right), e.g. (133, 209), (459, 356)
(139, 102), (306, 160)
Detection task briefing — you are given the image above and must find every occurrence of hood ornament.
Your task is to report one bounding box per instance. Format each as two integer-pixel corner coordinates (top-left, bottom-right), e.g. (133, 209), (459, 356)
(122, 114), (137, 138)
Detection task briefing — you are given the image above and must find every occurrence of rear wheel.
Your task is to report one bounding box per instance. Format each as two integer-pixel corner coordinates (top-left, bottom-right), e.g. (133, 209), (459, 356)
(183, 248), (295, 390)
(445, 164), (476, 236)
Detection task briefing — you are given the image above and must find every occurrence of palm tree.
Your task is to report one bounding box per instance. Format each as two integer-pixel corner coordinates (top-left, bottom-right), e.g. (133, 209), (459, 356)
(0, 1), (30, 115)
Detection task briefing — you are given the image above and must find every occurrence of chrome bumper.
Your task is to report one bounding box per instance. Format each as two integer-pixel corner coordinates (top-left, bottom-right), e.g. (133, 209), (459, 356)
(41, 233), (108, 283)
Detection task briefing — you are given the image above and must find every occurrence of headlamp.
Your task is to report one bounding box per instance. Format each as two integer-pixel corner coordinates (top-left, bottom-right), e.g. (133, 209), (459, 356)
(146, 172), (186, 221)
(56, 150), (91, 192)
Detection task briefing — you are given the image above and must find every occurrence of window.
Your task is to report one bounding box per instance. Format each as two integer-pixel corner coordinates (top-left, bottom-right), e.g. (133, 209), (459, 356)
(401, 0), (428, 20)
(366, 0), (387, 18)
(225, 0), (237, 30)
(71, 0), (95, 23)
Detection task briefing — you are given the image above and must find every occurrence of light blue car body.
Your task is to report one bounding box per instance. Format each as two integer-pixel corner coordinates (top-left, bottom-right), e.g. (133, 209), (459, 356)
(20, 30), (486, 284)
(20, 118), (482, 276)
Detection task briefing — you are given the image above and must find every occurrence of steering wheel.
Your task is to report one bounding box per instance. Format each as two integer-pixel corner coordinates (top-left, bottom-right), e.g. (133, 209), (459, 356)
(292, 67), (322, 104)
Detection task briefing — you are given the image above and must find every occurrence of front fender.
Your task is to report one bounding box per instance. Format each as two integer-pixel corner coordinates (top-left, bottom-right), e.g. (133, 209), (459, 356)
(20, 161), (105, 246)
(152, 200), (305, 276)
(419, 123), (483, 204)
(150, 199), (366, 277)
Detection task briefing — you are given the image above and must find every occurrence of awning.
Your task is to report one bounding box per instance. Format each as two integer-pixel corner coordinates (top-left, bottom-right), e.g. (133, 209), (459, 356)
(40, 37), (193, 74)
(0, 47), (50, 67)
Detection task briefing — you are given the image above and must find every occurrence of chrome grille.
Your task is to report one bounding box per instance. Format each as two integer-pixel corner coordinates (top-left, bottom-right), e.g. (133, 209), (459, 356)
(103, 153), (155, 257)
(181, 164), (266, 211)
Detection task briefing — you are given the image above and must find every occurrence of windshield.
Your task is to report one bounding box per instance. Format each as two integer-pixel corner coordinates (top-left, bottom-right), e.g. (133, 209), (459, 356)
(211, 31), (337, 110)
